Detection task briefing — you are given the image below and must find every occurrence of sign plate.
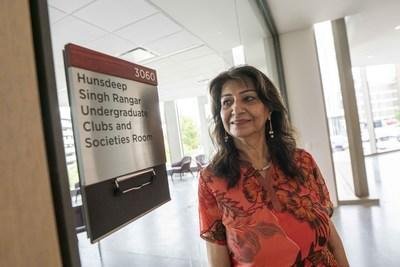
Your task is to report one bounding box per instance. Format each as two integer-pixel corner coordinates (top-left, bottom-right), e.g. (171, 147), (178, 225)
(67, 67), (165, 185)
(64, 43), (170, 242)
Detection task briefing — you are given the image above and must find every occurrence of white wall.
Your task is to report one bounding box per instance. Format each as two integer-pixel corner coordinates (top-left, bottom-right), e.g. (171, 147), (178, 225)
(280, 27), (338, 205)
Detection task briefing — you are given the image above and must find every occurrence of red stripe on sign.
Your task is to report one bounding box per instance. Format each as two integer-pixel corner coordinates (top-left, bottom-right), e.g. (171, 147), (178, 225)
(64, 43), (158, 86)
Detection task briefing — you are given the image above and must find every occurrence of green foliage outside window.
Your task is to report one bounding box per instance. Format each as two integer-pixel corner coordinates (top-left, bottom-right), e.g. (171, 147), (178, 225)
(396, 110), (400, 122)
(180, 116), (199, 155)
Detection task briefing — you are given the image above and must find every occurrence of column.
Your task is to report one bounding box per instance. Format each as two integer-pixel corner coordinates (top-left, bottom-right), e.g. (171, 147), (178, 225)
(164, 101), (183, 163)
(331, 18), (369, 197)
(197, 95), (214, 158)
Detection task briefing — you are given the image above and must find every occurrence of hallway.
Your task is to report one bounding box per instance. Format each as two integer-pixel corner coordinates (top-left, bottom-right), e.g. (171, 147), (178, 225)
(77, 151), (400, 267)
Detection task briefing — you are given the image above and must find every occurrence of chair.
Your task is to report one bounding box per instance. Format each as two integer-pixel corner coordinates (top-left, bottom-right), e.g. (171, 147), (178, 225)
(195, 154), (208, 171)
(170, 156), (194, 180)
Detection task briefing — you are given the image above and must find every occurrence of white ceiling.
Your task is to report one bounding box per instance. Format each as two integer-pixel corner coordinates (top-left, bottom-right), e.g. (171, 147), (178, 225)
(266, 0), (364, 34)
(267, 0), (400, 66)
(49, 0), (400, 107)
(48, 0), (267, 106)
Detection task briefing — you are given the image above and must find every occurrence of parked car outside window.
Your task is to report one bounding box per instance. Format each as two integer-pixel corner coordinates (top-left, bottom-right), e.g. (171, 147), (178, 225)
(330, 135), (348, 151)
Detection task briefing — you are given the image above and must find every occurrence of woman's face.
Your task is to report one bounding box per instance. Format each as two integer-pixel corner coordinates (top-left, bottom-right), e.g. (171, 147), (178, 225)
(220, 79), (270, 141)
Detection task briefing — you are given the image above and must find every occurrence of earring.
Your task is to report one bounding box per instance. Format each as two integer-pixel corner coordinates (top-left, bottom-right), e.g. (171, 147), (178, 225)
(224, 132), (229, 143)
(268, 115), (274, 139)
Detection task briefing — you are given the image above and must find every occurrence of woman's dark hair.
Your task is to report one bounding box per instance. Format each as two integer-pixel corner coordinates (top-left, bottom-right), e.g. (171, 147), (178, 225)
(208, 65), (303, 188)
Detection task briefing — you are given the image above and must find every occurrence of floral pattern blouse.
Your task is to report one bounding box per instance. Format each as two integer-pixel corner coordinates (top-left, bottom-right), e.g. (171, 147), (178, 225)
(198, 149), (337, 267)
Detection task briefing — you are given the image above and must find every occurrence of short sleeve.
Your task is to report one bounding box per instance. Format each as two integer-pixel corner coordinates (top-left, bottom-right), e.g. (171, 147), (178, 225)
(302, 151), (334, 217)
(198, 170), (227, 245)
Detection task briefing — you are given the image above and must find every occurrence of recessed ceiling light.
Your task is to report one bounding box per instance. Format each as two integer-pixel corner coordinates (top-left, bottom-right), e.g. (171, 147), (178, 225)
(232, 45), (245, 66)
(119, 47), (157, 62)
(395, 25), (400, 30)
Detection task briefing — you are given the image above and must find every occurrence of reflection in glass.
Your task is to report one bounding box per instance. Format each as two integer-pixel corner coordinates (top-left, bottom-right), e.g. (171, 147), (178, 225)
(314, 21), (355, 200)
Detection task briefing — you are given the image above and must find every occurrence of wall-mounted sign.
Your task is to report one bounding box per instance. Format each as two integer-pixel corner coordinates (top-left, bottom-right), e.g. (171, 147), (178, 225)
(64, 44), (170, 242)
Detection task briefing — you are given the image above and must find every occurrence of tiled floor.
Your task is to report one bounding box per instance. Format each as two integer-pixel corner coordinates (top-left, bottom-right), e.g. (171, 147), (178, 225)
(332, 151), (400, 267)
(77, 151), (400, 267)
(78, 174), (208, 267)
(333, 149), (380, 201)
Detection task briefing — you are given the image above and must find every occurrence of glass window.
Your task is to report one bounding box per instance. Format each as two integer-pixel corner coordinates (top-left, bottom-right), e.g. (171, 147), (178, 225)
(48, 0), (279, 265)
(346, 12), (400, 154)
(59, 106), (78, 190)
(314, 21), (355, 200)
(176, 98), (201, 157)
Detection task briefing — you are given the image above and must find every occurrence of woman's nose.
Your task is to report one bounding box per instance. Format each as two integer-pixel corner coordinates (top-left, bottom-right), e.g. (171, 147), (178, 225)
(232, 100), (244, 114)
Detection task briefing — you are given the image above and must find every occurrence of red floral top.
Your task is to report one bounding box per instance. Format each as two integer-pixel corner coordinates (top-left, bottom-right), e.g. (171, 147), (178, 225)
(198, 149), (337, 267)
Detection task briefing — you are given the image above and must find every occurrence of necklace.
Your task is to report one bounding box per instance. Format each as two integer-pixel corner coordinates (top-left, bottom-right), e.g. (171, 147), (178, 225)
(255, 162), (271, 172)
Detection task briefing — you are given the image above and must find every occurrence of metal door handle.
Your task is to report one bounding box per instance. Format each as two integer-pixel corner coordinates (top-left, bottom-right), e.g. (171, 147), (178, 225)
(114, 168), (155, 194)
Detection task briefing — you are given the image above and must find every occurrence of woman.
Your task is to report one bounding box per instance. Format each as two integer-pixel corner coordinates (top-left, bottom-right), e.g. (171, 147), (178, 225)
(198, 65), (349, 266)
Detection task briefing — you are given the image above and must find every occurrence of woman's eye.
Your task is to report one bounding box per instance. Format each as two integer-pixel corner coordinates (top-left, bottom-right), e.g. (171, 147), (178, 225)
(244, 95), (256, 102)
(222, 99), (232, 107)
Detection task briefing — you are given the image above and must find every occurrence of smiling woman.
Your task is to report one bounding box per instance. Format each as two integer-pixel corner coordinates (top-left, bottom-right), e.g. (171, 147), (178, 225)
(208, 65), (299, 187)
(198, 65), (349, 267)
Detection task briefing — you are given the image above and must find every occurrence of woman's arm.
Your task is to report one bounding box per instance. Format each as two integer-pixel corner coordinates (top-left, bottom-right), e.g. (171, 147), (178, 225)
(328, 220), (349, 267)
(206, 241), (231, 267)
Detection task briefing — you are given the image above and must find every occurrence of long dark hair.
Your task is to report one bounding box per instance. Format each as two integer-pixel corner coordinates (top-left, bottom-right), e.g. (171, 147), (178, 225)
(209, 65), (303, 188)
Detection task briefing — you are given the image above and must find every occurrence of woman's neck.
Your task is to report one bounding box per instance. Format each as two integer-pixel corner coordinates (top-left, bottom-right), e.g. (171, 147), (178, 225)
(234, 135), (270, 169)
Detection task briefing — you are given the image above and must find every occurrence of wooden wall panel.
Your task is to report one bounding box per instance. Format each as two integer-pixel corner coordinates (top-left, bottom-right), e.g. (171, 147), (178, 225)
(0, 0), (62, 266)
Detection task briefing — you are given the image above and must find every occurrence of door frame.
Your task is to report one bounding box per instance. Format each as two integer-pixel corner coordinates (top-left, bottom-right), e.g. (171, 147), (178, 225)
(29, 0), (81, 266)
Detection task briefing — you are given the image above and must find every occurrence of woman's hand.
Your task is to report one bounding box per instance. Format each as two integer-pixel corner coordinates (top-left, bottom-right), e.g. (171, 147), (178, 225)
(206, 241), (231, 267)
(328, 220), (350, 267)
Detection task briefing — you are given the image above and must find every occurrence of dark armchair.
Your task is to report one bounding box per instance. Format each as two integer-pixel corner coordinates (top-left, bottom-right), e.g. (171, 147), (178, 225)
(170, 156), (194, 180)
(195, 154), (208, 171)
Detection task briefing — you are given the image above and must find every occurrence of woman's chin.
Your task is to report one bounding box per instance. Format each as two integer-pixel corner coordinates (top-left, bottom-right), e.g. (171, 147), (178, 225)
(230, 129), (265, 141)
(230, 132), (255, 140)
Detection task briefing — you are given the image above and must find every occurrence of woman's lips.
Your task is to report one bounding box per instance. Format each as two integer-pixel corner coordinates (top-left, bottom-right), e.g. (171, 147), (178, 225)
(230, 119), (250, 125)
